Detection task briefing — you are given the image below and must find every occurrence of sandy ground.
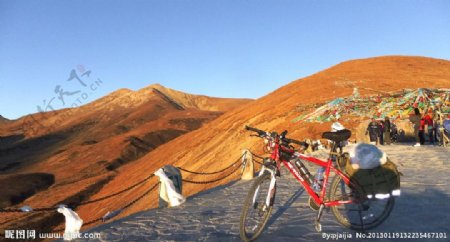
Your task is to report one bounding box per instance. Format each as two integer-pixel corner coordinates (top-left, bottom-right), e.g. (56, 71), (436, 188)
(81, 143), (449, 242)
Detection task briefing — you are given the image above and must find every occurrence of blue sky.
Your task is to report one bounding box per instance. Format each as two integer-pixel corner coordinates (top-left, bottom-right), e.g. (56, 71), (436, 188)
(1, 0), (450, 119)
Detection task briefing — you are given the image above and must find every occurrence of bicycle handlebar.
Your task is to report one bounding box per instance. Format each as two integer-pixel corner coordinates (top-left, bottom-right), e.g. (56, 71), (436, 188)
(245, 125), (308, 149)
(245, 125), (266, 136)
(285, 138), (308, 148)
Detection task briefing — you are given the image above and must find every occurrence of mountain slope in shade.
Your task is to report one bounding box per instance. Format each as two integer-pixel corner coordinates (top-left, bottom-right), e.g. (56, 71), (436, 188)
(75, 56), (450, 227)
(0, 115), (10, 124)
(0, 85), (251, 232)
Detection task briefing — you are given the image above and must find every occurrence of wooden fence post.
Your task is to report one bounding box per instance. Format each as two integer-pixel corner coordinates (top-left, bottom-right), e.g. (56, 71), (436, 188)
(241, 149), (254, 180)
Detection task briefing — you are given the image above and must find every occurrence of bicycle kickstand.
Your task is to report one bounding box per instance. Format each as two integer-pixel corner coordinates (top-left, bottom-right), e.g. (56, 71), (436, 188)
(315, 204), (325, 232)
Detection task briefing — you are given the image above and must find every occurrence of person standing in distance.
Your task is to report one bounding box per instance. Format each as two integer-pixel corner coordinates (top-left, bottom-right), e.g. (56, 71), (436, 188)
(366, 118), (380, 145)
(409, 108), (422, 147)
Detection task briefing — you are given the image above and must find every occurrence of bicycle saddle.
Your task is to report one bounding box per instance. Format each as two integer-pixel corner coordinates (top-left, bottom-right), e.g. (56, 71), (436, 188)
(322, 129), (352, 142)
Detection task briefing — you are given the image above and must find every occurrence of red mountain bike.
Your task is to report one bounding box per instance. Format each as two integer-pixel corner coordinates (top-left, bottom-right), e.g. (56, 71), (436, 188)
(239, 126), (395, 241)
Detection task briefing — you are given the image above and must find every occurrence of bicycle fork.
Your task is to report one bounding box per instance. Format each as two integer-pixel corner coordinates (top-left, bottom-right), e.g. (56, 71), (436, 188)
(253, 167), (277, 209)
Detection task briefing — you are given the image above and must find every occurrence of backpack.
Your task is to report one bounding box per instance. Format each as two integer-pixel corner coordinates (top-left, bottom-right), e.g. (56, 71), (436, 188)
(339, 153), (401, 197)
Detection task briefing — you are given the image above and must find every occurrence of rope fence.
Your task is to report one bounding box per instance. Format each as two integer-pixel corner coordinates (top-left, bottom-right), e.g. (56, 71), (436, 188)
(249, 151), (265, 165)
(0, 149), (263, 235)
(78, 174), (155, 206)
(0, 174), (156, 213)
(181, 162), (242, 184)
(176, 156), (241, 175)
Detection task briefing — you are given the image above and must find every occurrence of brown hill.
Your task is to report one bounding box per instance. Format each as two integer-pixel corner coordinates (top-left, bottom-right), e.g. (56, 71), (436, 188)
(71, 56), (450, 227)
(0, 85), (251, 232)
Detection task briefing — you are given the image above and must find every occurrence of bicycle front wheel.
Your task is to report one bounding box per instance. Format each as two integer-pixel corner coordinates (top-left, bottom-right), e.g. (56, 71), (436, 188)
(239, 172), (275, 242)
(329, 175), (394, 231)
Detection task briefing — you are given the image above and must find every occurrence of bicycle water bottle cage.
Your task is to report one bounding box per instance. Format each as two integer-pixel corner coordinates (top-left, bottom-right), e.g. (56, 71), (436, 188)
(322, 129), (352, 143)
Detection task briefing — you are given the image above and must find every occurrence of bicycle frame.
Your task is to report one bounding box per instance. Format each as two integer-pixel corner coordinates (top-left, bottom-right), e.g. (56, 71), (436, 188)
(267, 140), (354, 208)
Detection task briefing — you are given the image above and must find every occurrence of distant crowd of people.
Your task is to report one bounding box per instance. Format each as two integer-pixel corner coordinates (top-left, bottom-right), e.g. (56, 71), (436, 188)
(365, 103), (449, 147)
(366, 117), (396, 146)
(408, 104), (447, 147)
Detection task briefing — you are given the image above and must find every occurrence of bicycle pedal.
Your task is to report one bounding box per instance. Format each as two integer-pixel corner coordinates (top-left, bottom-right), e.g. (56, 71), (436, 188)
(314, 204), (325, 233)
(315, 221), (322, 232)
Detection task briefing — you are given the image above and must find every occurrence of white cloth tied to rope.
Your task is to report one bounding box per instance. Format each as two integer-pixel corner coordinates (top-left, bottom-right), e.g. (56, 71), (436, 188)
(155, 168), (186, 207)
(57, 207), (83, 241)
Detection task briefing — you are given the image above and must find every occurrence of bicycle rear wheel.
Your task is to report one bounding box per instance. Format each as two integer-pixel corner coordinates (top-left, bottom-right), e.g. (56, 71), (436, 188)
(239, 172), (275, 242)
(329, 175), (394, 231)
